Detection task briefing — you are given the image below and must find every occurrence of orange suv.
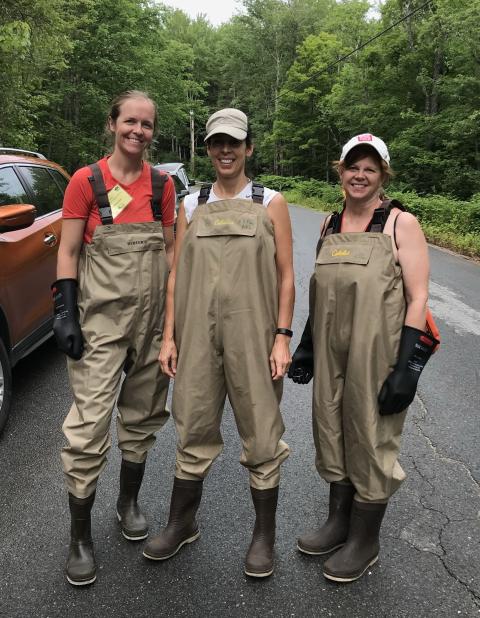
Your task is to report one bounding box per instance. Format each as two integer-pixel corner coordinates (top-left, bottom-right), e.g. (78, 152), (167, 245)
(0, 148), (69, 433)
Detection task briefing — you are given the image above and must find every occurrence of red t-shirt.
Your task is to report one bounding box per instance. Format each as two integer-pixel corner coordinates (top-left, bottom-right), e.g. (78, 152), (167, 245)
(62, 156), (176, 243)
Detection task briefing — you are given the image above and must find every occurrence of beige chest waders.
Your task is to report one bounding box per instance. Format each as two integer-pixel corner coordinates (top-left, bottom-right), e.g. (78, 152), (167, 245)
(61, 165), (170, 499)
(172, 196), (289, 489)
(311, 232), (407, 502)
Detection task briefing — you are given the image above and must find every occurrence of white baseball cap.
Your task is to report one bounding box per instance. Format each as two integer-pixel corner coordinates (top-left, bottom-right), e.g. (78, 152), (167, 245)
(340, 133), (390, 164)
(204, 108), (248, 142)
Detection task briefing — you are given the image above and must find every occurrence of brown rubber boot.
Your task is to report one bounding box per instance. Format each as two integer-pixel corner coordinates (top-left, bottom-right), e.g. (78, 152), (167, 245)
(143, 478), (203, 561)
(323, 500), (387, 583)
(244, 486), (278, 578)
(116, 459), (148, 541)
(297, 482), (355, 555)
(66, 492), (96, 586)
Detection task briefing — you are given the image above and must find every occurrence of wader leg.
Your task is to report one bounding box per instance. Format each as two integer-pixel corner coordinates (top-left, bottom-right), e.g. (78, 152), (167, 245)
(222, 305), (290, 490)
(342, 364), (407, 502)
(172, 347), (227, 481)
(312, 372), (347, 484)
(224, 341), (289, 490)
(116, 348), (170, 463)
(62, 340), (127, 498)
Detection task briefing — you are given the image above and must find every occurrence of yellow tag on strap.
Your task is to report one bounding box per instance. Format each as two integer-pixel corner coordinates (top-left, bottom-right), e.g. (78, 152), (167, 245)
(108, 184), (133, 220)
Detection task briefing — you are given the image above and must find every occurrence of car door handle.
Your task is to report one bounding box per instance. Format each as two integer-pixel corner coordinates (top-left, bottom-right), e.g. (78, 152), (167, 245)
(44, 233), (57, 246)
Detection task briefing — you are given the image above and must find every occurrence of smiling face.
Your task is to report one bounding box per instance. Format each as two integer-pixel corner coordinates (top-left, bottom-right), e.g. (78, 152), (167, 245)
(339, 151), (385, 205)
(108, 97), (155, 158)
(206, 133), (253, 180)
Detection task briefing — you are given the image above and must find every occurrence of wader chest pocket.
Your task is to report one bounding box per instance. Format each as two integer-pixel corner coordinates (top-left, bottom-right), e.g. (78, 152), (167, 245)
(106, 238), (164, 255)
(196, 213), (257, 237)
(316, 244), (373, 265)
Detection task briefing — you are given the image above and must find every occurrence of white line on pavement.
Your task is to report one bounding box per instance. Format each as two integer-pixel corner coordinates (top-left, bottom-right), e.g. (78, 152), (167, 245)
(429, 281), (480, 336)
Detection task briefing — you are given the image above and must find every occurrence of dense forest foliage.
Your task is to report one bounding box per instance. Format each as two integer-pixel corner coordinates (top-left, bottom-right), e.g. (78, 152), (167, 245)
(1, 0), (480, 201)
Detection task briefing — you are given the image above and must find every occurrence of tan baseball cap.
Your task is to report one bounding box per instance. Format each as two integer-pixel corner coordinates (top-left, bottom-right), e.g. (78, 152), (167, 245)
(204, 108), (248, 142)
(341, 133), (390, 164)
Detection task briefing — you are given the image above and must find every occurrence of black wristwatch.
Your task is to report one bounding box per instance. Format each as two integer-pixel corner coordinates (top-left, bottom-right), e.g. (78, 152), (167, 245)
(276, 328), (293, 338)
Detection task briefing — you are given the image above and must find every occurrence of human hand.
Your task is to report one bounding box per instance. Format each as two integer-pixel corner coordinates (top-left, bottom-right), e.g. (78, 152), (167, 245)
(159, 337), (177, 378)
(269, 336), (292, 380)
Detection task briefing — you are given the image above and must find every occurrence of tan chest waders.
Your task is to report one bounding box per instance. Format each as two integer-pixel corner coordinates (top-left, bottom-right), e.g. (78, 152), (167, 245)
(61, 164), (170, 498)
(171, 188), (289, 490)
(311, 212), (407, 503)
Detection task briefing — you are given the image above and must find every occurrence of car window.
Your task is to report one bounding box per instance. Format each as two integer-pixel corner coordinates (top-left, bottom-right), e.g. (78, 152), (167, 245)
(178, 168), (188, 187)
(48, 168), (69, 193)
(0, 166), (29, 207)
(171, 174), (186, 194)
(17, 165), (64, 216)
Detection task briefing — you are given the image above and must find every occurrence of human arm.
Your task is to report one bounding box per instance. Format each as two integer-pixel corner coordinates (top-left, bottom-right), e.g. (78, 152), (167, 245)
(161, 175), (176, 270)
(57, 218), (85, 279)
(163, 224), (175, 270)
(396, 212), (429, 329)
(378, 213), (436, 414)
(158, 202), (188, 377)
(267, 193), (295, 380)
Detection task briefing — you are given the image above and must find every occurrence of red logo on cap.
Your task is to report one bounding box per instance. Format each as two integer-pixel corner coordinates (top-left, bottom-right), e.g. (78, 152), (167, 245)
(357, 134), (373, 142)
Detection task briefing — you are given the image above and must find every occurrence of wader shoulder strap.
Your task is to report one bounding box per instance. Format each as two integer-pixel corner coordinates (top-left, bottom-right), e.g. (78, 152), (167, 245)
(316, 211), (340, 256)
(368, 199), (407, 233)
(150, 167), (166, 221)
(198, 184), (212, 205)
(325, 211), (342, 236)
(316, 197), (406, 254)
(251, 182), (264, 205)
(88, 162), (113, 225)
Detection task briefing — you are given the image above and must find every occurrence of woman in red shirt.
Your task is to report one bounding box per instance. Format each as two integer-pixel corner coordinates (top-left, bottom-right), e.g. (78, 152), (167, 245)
(52, 90), (175, 586)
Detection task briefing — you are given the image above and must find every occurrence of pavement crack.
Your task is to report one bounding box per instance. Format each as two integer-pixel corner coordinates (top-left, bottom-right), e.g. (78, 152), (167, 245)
(398, 534), (480, 607)
(402, 395), (480, 607)
(413, 393), (480, 496)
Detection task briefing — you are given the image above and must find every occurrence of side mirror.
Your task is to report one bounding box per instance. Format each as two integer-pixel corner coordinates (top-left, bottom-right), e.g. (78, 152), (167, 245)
(0, 204), (37, 233)
(178, 189), (189, 199)
(188, 180), (196, 186)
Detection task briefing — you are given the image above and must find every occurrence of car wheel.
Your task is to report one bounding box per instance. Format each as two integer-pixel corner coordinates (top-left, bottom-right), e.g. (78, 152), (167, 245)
(0, 337), (12, 435)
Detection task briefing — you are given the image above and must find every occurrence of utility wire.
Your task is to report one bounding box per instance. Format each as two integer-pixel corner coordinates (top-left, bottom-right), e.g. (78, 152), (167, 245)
(274, 0), (434, 104)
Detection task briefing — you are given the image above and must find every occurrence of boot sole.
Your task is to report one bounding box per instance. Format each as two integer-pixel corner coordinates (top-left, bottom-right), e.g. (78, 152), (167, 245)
(66, 574), (97, 586)
(117, 511), (148, 541)
(297, 541), (345, 556)
(323, 554), (378, 583)
(142, 531), (200, 561)
(244, 567), (274, 578)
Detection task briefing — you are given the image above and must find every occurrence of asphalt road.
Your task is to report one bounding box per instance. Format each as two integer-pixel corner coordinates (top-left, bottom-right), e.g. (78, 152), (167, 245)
(1, 205), (479, 618)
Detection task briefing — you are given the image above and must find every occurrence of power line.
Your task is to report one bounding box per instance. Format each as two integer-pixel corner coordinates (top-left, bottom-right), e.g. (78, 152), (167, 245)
(274, 0), (434, 105)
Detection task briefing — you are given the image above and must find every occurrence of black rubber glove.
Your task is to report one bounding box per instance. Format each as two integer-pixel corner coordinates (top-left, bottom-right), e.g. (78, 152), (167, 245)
(288, 317), (314, 384)
(378, 325), (438, 415)
(51, 278), (84, 360)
